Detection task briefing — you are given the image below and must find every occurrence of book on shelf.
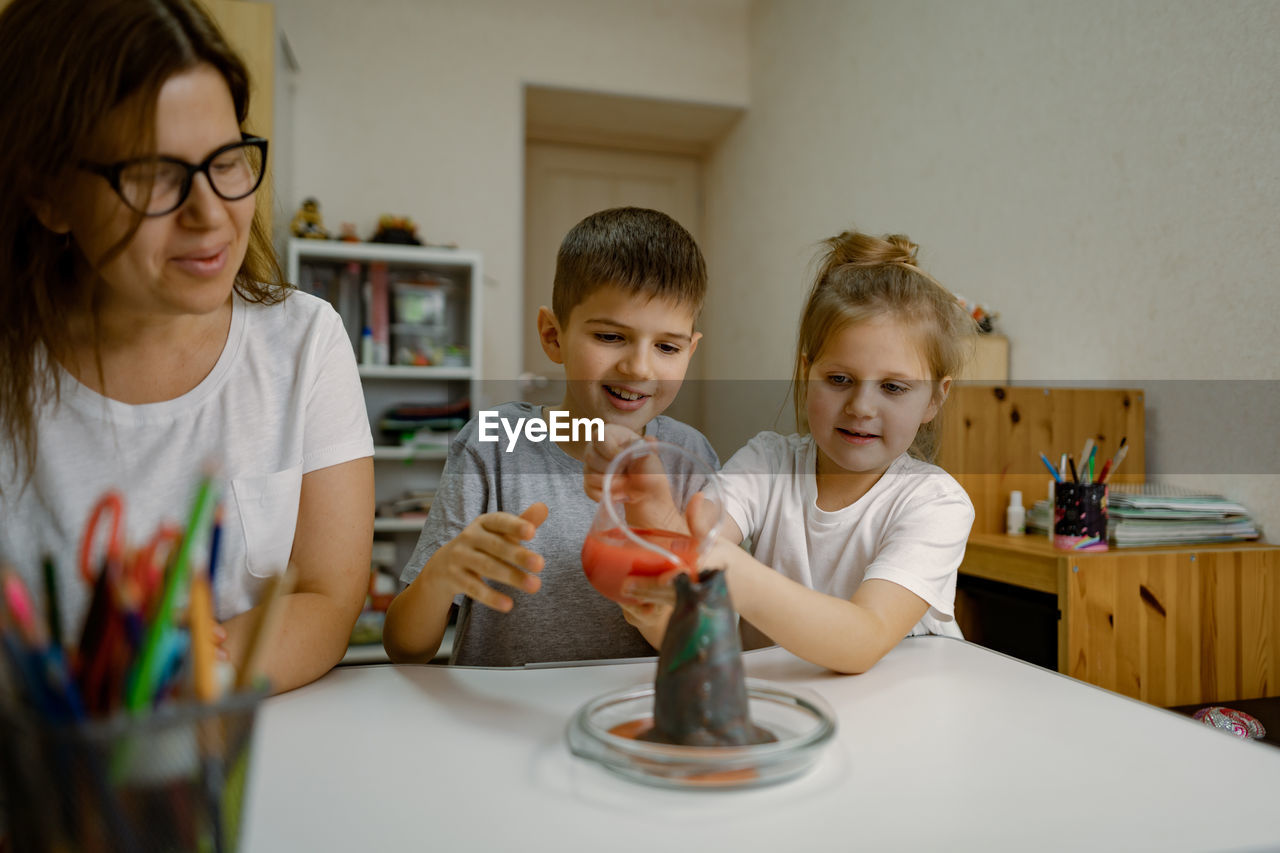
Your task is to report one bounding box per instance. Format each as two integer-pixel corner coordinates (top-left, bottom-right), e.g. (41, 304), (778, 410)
(1107, 483), (1260, 547)
(1107, 483), (1251, 519)
(367, 261), (391, 365)
(1107, 517), (1260, 548)
(378, 399), (470, 445)
(296, 259), (364, 355)
(1027, 500), (1053, 534)
(376, 490), (434, 519)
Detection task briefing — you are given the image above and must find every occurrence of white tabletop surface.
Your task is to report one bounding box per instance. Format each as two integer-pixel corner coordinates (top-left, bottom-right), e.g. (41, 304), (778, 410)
(241, 637), (1280, 852)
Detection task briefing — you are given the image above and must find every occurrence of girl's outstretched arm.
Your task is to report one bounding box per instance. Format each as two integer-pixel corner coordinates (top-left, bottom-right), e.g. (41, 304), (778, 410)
(709, 537), (930, 674)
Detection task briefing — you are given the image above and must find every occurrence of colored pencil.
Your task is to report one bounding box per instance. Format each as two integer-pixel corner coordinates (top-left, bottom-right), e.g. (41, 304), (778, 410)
(2, 568), (84, 721)
(126, 471), (219, 712)
(1080, 439), (1096, 482)
(41, 555), (63, 654)
(207, 506), (224, 588)
(189, 573), (217, 703)
(234, 564), (297, 691)
(1039, 452), (1064, 483)
(1102, 439), (1129, 484)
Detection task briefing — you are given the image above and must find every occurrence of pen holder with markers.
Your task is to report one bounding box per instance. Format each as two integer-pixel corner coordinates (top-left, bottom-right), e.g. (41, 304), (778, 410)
(0, 689), (264, 853)
(1053, 482), (1109, 551)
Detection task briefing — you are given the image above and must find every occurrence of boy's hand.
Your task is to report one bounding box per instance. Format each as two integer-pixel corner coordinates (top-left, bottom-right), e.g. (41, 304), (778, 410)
(425, 502), (548, 613)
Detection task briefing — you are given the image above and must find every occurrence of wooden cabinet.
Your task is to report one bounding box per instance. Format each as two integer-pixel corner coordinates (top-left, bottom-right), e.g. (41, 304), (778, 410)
(959, 534), (1280, 706)
(957, 334), (1009, 383)
(940, 385), (1277, 706)
(938, 385), (1145, 536)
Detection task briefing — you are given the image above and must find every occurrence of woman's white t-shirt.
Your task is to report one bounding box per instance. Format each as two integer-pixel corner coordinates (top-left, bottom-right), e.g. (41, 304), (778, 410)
(719, 431), (974, 638)
(0, 290), (373, 645)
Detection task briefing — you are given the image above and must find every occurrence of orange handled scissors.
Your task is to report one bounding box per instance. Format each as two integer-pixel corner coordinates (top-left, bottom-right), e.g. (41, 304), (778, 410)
(76, 491), (127, 711)
(123, 523), (181, 629)
(75, 493), (185, 712)
(78, 491), (125, 587)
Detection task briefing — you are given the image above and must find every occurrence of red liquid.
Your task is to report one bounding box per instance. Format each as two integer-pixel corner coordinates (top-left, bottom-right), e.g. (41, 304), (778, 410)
(606, 718), (761, 785)
(580, 527), (699, 603)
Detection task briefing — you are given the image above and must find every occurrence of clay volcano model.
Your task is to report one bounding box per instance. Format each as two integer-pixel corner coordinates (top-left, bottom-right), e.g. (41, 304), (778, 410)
(640, 569), (775, 747)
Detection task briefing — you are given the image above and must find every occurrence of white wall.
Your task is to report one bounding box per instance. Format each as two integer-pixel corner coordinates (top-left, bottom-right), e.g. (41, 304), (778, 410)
(702, 0), (1280, 533)
(271, 0), (1280, 534)
(270, 0), (749, 388)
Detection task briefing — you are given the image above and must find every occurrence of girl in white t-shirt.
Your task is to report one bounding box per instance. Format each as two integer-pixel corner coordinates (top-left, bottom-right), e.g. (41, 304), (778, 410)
(586, 230), (977, 673)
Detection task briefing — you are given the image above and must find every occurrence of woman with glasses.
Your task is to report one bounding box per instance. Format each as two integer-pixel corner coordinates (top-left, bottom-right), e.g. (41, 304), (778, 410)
(0, 0), (374, 695)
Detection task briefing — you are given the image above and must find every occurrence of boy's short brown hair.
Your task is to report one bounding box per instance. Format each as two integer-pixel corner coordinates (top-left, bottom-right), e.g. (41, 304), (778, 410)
(551, 207), (706, 323)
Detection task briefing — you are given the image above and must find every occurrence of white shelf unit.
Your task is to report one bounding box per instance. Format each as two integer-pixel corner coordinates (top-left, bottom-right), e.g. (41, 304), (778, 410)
(286, 238), (483, 594)
(340, 625), (454, 666)
(372, 446), (450, 462)
(358, 365), (473, 381)
(372, 518), (431, 533)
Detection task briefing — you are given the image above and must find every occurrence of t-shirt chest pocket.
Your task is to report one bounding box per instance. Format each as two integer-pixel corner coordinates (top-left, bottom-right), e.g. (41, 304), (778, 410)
(231, 463), (302, 578)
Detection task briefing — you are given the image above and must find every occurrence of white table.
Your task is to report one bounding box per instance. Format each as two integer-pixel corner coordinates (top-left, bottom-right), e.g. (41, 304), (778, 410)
(241, 638), (1280, 851)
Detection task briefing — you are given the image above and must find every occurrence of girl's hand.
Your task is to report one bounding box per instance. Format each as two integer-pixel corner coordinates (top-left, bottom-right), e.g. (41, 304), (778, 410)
(584, 424), (687, 538)
(213, 622), (230, 662)
(582, 423), (647, 502)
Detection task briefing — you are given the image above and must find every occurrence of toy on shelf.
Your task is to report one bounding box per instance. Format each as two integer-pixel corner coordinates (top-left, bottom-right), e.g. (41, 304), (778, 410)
(370, 215), (422, 245)
(290, 197), (330, 240)
(955, 294), (999, 334)
(338, 222), (360, 243)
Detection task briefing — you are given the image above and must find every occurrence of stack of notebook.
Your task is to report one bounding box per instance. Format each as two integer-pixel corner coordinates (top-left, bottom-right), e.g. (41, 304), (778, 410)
(1027, 484), (1261, 547)
(1106, 484), (1259, 547)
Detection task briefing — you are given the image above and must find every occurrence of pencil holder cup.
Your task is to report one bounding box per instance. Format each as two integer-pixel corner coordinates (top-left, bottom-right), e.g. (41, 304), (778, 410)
(1053, 482), (1109, 551)
(0, 689), (264, 853)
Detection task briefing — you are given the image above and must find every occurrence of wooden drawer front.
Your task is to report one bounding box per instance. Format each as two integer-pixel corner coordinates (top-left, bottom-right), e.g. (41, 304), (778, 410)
(1066, 549), (1280, 706)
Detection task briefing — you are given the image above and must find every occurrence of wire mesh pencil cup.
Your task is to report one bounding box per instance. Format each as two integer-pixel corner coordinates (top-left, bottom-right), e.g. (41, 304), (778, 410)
(0, 689), (263, 853)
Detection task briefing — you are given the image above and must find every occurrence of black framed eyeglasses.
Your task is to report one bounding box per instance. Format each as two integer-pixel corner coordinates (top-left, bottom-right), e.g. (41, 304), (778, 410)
(78, 134), (268, 216)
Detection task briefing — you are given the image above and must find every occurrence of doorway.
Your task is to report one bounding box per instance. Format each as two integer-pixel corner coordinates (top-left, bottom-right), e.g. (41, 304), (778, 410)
(521, 86), (743, 433)
(522, 141), (704, 426)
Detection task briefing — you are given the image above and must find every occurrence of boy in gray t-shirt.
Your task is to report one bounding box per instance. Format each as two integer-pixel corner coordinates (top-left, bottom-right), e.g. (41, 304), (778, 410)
(384, 207), (715, 666)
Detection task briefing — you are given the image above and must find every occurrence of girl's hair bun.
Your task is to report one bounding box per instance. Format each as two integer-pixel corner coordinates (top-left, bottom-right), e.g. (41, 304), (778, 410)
(825, 231), (920, 270)
(882, 234), (919, 266)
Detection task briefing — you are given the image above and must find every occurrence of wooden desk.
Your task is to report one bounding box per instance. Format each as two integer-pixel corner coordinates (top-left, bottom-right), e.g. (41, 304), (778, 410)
(959, 533), (1280, 706)
(241, 640), (1280, 851)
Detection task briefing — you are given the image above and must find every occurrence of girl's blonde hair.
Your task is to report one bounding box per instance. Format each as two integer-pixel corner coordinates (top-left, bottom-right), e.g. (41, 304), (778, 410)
(791, 230), (977, 462)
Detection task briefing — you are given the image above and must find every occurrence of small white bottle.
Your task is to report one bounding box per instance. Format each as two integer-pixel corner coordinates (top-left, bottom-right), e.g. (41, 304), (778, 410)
(1006, 490), (1026, 536)
(360, 326), (375, 365)
(1047, 480), (1056, 542)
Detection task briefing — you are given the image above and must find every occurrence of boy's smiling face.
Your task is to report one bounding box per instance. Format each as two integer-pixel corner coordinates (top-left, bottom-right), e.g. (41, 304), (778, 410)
(538, 284), (700, 435)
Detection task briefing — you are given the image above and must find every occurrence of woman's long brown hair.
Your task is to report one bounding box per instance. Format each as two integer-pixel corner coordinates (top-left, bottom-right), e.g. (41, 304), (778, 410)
(0, 0), (285, 490)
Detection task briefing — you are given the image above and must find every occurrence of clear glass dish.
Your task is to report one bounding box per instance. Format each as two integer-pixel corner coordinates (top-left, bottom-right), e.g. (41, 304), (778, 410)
(566, 679), (836, 789)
